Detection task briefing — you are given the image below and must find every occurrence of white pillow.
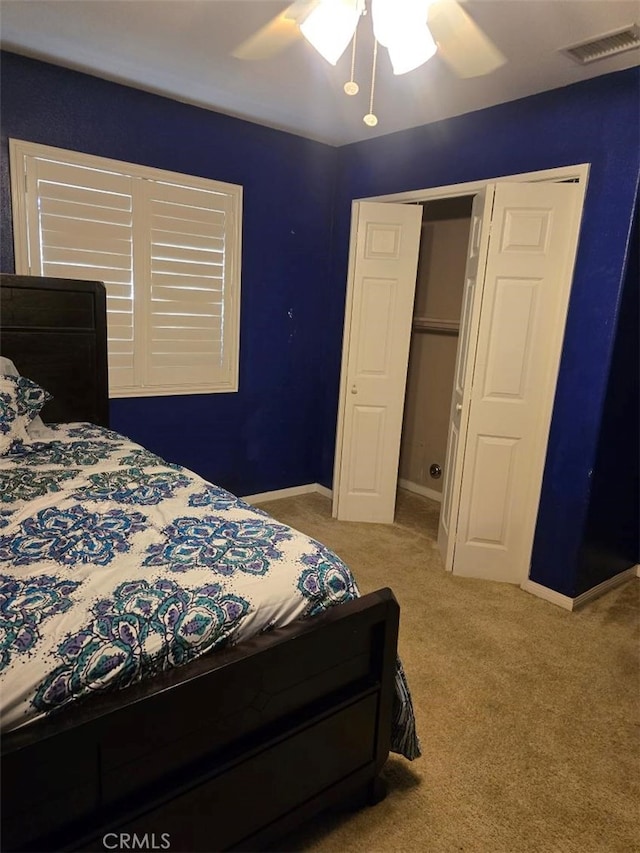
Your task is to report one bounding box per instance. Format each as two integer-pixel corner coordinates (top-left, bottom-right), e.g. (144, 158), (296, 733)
(0, 373), (52, 454)
(0, 356), (48, 433)
(0, 357), (18, 376)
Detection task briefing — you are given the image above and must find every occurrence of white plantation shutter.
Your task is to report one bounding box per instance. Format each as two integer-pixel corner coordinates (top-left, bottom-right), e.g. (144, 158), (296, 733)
(10, 140), (241, 397)
(144, 180), (233, 388)
(25, 158), (136, 390)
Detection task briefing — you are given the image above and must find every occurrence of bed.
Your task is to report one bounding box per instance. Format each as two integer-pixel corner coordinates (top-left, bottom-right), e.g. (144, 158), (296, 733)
(0, 274), (419, 852)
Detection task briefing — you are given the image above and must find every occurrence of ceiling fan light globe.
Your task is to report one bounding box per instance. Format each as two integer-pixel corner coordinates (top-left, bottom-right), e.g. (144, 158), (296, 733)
(300, 0), (362, 65)
(388, 25), (437, 74)
(372, 0), (431, 47)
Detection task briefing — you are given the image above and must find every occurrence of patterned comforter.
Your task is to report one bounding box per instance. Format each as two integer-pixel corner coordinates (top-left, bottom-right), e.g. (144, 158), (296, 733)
(0, 424), (419, 759)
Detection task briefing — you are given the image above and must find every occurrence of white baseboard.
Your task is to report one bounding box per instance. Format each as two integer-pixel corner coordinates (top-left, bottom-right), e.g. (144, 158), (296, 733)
(522, 566), (638, 611)
(398, 478), (443, 503)
(572, 566), (637, 609)
(521, 580), (574, 610)
(242, 482), (332, 504)
(247, 479), (446, 507)
(315, 483), (333, 498)
(635, 564), (640, 578)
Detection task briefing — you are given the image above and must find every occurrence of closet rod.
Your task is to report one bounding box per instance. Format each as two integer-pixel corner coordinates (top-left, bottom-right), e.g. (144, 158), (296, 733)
(412, 316), (460, 334)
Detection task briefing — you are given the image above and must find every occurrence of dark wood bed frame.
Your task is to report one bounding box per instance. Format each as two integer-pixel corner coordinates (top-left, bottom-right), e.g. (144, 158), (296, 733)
(0, 274), (401, 852)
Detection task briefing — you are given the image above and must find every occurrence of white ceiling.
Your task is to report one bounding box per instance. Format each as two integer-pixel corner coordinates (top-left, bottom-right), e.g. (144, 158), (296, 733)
(1, 0), (639, 146)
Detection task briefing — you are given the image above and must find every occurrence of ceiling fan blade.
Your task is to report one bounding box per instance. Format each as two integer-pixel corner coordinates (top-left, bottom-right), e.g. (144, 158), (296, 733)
(232, 1), (315, 61)
(427, 0), (506, 78)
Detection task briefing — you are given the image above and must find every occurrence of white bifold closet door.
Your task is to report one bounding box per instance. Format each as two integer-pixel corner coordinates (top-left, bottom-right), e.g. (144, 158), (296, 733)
(335, 180), (583, 587)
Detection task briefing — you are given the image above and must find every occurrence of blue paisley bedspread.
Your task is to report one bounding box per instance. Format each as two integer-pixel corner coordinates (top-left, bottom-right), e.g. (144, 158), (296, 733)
(0, 424), (420, 759)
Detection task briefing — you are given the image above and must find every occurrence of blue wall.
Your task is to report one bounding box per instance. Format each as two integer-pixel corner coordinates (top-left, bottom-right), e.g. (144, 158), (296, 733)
(575, 189), (640, 595)
(320, 68), (640, 597)
(0, 51), (337, 496)
(1, 50), (638, 598)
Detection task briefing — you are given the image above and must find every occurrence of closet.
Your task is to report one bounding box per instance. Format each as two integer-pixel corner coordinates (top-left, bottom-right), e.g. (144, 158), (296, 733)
(398, 196), (474, 502)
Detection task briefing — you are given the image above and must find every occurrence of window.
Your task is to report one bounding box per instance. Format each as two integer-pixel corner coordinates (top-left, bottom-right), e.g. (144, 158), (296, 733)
(10, 139), (242, 397)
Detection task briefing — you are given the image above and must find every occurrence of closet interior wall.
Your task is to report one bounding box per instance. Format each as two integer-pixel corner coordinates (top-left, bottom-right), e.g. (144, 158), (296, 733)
(399, 197), (474, 500)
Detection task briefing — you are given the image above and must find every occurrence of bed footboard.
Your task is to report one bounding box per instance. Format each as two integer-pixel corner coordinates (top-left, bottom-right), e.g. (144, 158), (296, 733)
(2, 589), (400, 852)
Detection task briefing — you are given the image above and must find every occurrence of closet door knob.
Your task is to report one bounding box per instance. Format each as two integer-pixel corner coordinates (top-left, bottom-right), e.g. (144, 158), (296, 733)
(351, 384), (358, 395)
(455, 403), (463, 413)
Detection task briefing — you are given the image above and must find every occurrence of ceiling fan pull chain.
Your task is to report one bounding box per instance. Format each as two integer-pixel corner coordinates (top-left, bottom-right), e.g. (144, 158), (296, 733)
(344, 28), (360, 96)
(364, 38), (378, 126)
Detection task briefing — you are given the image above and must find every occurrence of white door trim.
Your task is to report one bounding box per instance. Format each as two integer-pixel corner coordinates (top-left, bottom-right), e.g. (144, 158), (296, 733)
(357, 164), (590, 205)
(333, 206), (364, 516)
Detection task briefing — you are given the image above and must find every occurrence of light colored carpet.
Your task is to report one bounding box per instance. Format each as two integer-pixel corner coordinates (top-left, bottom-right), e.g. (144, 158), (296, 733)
(254, 490), (639, 853)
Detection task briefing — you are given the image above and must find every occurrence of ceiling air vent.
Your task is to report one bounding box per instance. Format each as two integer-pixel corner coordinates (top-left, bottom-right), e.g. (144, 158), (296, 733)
(562, 24), (640, 64)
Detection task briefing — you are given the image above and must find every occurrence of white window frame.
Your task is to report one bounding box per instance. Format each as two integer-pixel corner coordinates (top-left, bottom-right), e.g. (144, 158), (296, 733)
(9, 138), (242, 398)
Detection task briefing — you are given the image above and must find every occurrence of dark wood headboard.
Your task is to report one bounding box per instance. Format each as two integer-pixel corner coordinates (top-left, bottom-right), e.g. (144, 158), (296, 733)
(0, 274), (109, 427)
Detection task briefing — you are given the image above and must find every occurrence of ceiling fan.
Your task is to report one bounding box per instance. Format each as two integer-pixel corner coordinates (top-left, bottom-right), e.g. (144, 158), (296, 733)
(232, 0), (506, 81)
